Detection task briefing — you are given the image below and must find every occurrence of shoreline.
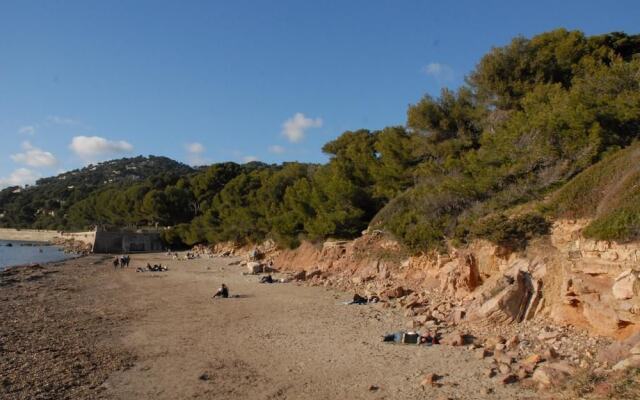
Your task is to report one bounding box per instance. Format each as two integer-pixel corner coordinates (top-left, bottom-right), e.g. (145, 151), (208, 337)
(0, 252), (534, 399)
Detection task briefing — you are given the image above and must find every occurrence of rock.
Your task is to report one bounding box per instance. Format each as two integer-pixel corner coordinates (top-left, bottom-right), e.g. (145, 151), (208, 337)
(441, 332), (465, 346)
(521, 354), (542, 370)
(406, 320), (418, 329)
(495, 343), (506, 351)
(542, 347), (559, 361)
(493, 350), (513, 365)
(383, 286), (408, 300)
(612, 355), (640, 371)
(505, 335), (520, 350)
(498, 363), (511, 374)
(612, 269), (640, 300)
(415, 315), (429, 324)
(499, 374), (518, 385)
(472, 270), (535, 324)
(474, 348), (490, 360)
(368, 385), (379, 391)
(439, 254), (480, 298)
(532, 362), (575, 387)
(199, 372), (210, 381)
(246, 261), (263, 274)
(537, 330), (561, 341)
(483, 368), (495, 378)
(420, 373), (440, 387)
(630, 343), (640, 355)
(516, 367), (529, 380)
(306, 270), (322, 280)
(452, 308), (466, 324)
(292, 270), (306, 281)
(484, 335), (506, 350)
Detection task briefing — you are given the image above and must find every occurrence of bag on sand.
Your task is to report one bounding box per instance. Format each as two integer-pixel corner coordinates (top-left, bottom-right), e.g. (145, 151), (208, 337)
(401, 332), (420, 344)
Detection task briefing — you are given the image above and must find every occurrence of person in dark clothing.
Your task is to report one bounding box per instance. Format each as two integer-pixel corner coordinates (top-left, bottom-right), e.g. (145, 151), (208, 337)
(212, 283), (229, 298)
(260, 275), (275, 284)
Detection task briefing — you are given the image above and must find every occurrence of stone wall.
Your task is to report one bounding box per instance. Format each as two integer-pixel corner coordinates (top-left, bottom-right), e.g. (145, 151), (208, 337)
(93, 231), (163, 253)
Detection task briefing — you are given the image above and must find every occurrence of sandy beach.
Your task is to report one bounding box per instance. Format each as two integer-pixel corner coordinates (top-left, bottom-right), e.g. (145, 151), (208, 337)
(1, 254), (534, 400)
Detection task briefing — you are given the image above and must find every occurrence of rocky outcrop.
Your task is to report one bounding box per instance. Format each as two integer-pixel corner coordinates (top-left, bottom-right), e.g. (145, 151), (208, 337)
(550, 220), (640, 338)
(219, 218), (640, 340)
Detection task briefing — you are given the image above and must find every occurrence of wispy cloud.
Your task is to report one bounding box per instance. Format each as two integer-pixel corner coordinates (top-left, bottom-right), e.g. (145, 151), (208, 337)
(268, 145), (285, 154)
(281, 113), (322, 143)
(69, 135), (133, 161)
(422, 62), (455, 83)
(10, 141), (57, 167)
(185, 142), (208, 165)
(0, 168), (40, 188)
(18, 125), (36, 135)
(47, 115), (82, 125)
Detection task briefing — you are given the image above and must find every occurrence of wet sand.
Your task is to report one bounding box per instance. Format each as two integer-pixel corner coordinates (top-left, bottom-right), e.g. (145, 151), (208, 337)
(1, 254), (533, 399)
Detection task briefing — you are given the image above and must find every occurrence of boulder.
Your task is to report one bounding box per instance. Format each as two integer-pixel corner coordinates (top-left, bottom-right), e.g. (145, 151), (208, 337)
(440, 331), (465, 346)
(612, 355), (640, 371)
(439, 254), (480, 298)
(292, 270), (306, 281)
(473, 270), (534, 324)
(532, 364), (572, 387)
(382, 286), (408, 300)
(247, 261), (263, 274)
(612, 269), (640, 300)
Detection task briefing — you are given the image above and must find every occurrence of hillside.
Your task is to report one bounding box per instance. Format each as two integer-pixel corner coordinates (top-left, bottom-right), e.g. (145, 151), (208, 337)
(0, 156), (194, 229)
(548, 141), (640, 241)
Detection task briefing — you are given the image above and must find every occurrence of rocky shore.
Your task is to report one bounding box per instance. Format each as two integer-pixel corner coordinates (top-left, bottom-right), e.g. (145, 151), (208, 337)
(0, 258), (134, 400)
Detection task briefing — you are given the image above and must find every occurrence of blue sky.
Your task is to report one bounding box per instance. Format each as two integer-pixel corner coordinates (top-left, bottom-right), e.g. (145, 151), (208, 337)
(1, 0), (638, 187)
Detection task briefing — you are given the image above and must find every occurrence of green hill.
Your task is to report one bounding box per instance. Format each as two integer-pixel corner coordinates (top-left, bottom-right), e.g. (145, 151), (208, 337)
(0, 156), (194, 229)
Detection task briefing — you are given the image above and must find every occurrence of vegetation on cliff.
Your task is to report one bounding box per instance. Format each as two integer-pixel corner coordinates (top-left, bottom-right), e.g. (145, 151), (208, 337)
(1, 29), (639, 251)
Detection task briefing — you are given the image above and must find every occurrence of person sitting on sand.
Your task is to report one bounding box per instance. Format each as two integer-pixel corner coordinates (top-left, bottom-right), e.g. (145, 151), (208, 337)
(345, 293), (380, 305)
(212, 283), (229, 298)
(260, 275), (275, 284)
(382, 331), (438, 345)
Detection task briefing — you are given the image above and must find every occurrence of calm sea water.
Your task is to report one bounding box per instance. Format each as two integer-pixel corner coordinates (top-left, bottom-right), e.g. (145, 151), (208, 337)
(0, 240), (75, 270)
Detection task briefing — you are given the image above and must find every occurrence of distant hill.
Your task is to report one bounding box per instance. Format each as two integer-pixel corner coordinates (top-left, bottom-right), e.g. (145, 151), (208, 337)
(0, 156), (194, 229)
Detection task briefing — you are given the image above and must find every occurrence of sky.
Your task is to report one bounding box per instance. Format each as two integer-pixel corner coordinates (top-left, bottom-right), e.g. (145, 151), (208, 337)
(1, 0), (639, 188)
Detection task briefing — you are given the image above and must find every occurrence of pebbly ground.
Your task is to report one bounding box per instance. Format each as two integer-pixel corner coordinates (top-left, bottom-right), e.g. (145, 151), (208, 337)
(0, 254), (536, 399)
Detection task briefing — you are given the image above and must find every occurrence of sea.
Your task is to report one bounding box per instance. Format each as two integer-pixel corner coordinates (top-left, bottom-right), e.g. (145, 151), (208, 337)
(0, 240), (75, 271)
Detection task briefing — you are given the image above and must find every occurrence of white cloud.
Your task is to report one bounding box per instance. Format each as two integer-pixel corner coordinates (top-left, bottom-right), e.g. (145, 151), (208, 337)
(10, 141), (57, 167)
(422, 62), (454, 82)
(281, 113), (322, 143)
(268, 145), (285, 154)
(185, 142), (205, 154)
(185, 142), (207, 165)
(69, 136), (133, 160)
(0, 168), (39, 188)
(242, 155), (259, 163)
(18, 125), (36, 135)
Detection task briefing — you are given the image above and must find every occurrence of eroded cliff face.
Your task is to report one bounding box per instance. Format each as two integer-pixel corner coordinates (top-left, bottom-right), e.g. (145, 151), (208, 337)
(216, 220), (640, 339)
(547, 220), (640, 339)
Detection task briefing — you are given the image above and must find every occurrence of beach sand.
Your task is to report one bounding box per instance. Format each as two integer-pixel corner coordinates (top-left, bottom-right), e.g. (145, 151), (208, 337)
(1, 254), (533, 399)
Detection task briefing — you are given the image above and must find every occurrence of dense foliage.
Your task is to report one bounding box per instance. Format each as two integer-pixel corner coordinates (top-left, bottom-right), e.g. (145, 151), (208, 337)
(1, 29), (639, 251)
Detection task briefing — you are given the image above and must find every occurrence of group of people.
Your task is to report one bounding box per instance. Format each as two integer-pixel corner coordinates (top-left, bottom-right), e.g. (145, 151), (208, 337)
(136, 263), (169, 272)
(113, 255), (131, 268)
